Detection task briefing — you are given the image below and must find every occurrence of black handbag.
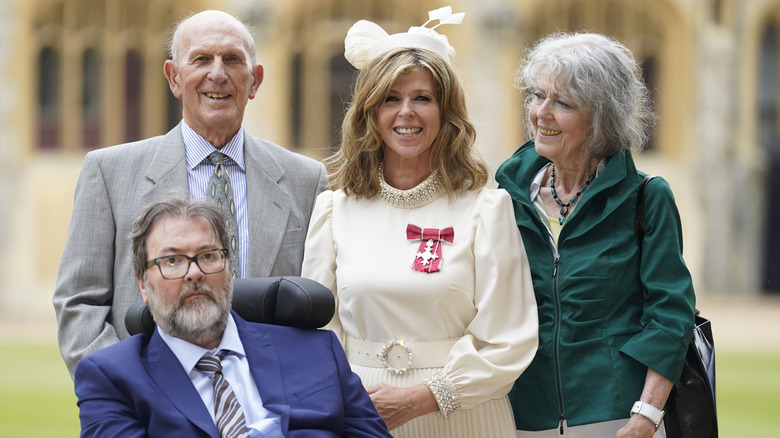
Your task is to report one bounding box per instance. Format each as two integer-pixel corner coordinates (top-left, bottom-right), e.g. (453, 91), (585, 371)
(636, 175), (718, 437)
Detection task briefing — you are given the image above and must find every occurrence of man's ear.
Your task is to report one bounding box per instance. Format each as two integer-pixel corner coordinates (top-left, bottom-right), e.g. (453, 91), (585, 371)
(137, 275), (149, 304)
(248, 64), (264, 100)
(163, 60), (182, 99)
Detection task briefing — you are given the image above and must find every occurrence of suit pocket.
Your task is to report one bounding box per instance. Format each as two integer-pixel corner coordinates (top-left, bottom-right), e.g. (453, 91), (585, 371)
(280, 227), (305, 247)
(292, 372), (338, 401)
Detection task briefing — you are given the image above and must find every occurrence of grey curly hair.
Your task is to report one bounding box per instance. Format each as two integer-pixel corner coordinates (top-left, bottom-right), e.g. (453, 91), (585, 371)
(515, 32), (656, 157)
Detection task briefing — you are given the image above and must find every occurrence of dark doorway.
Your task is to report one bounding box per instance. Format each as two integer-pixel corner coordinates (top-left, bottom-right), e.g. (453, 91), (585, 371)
(759, 24), (780, 294)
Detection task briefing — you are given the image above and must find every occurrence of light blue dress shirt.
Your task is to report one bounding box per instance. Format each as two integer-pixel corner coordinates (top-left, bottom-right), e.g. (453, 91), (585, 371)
(158, 315), (283, 437)
(182, 121), (249, 278)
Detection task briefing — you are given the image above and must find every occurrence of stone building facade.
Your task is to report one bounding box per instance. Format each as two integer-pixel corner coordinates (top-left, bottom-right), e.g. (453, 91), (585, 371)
(2, 0), (779, 323)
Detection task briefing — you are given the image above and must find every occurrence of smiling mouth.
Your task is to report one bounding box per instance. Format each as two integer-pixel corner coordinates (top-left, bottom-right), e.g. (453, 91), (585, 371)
(395, 127), (422, 137)
(204, 92), (230, 99)
(538, 127), (561, 136)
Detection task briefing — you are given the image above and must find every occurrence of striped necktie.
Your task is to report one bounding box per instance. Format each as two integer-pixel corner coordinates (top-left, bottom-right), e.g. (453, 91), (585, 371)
(207, 152), (240, 278)
(196, 350), (250, 438)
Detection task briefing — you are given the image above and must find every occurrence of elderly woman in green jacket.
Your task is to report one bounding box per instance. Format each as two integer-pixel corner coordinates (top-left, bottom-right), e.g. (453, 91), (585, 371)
(495, 32), (696, 438)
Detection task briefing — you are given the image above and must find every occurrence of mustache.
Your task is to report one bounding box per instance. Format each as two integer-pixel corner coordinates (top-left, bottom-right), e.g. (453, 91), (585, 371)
(176, 281), (218, 304)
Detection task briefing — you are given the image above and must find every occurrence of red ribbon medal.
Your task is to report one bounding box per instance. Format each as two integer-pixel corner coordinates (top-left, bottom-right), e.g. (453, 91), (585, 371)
(406, 224), (454, 273)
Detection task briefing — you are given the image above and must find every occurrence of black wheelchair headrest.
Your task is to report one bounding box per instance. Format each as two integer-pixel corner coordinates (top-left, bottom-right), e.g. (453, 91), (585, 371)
(125, 276), (335, 337)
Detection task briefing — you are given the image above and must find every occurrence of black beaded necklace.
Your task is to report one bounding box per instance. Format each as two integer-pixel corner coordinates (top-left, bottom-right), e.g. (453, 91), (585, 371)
(550, 164), (597, 225)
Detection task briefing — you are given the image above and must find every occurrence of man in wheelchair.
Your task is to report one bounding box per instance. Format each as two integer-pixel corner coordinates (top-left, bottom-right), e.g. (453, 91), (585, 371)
(74, 194), (390, 438)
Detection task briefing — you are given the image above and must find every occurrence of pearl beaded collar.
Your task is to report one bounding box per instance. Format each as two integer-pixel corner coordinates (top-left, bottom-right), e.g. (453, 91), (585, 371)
(378, 165), (445, 209)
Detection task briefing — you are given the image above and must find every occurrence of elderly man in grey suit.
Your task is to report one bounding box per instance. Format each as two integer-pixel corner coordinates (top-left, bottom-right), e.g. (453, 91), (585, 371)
(53, 10), (328, 377)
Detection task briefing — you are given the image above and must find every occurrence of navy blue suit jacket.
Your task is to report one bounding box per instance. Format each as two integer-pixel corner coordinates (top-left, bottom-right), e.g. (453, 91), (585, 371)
(74, 312), (390, 437)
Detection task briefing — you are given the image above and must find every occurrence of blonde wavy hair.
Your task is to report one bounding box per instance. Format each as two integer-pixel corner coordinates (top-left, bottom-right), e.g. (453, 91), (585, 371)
(326, 48), (487, 198)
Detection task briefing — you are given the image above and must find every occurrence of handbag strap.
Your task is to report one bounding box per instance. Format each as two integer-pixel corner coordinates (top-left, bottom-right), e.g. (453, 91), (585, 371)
(635, 174), (717, 432)
(635, 174), (657, 250)
(636, 175), (656, 300)
(635, 175), (700, 318)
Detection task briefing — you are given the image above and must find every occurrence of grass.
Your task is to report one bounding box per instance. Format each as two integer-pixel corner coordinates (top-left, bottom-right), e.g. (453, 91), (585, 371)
(715, 352), (780, 436)
(0, 343), (778, 436)
(0, 342), (79, 436)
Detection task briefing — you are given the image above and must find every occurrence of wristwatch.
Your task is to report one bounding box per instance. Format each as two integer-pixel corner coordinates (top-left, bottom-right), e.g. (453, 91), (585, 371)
(630, 401), (665, 429)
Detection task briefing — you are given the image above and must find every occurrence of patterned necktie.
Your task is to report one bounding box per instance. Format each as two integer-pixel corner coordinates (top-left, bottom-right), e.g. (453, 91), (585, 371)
(196, 350), (250, 438)
(207, 152), (240, 278)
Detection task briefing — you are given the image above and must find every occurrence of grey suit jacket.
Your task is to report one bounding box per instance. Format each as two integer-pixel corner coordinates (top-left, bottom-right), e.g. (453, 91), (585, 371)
(53, 124), (328, 377)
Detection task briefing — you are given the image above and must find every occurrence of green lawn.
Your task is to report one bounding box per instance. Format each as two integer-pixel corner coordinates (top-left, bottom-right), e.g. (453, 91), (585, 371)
(0, 343), (79, 436)
(0, 342), (778, 436)
(716, 352), (780, 436)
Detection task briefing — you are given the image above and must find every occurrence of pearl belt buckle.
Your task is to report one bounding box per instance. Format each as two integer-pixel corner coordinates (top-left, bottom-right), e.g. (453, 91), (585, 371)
(378, 340), (413, 375)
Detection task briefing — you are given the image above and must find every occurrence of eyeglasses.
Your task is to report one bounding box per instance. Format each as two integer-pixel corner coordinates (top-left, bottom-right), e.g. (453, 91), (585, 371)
(145, 248), (229, 280)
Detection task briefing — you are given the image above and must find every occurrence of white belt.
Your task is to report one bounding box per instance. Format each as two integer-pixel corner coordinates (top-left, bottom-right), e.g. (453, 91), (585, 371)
(345, 337), (458, 375)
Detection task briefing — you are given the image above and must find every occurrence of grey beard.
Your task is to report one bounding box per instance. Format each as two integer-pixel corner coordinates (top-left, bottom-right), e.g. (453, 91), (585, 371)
(147, 278), (233, 347)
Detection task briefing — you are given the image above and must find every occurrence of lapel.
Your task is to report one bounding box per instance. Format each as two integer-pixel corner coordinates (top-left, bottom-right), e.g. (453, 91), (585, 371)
(136, 127), (298, 277)
(243, 134), (293, 277)
(497, 142), (552, 240)
(562, 152), (635, 242)
(497, 141), (639, 243)
(234, 314), (291, 435)
(140, 124), (190, 206)
(144, 332), (218, 437)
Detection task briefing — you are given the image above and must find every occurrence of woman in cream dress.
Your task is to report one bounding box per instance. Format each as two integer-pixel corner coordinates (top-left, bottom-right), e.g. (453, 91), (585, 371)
(302, 8), (539, 438)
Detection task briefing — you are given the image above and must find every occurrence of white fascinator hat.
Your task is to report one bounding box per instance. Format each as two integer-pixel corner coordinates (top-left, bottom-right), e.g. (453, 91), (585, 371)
(344, 6), (465, 70)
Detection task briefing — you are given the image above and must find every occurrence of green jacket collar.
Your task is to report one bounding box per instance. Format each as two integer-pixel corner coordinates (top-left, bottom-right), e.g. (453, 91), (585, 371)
(495, 140), (642, 242)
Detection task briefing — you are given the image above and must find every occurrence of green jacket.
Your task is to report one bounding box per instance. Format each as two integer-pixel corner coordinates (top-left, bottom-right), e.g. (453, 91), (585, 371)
(495, 141), (695, 431)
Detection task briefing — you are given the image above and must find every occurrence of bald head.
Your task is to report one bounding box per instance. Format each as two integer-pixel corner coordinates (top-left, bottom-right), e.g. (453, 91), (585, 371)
(169, 10), (257, 66)
(162, 9), (264, 147)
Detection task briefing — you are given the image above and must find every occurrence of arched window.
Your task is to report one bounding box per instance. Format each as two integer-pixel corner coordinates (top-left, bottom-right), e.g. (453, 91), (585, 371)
(125, 50), (144, 142)
(82, 49), (102, 150)
(291, 53), (303, 149)
(641, 56), (658, 151)
(285, 0), (441, 157)
(37, 47), (60, 150)
(758, 24), (780, 293)
(166, 82), (182, 133)
(329, 54), (356, 152)
(758, 25), (778, 149)
(33, 0), (190, 152)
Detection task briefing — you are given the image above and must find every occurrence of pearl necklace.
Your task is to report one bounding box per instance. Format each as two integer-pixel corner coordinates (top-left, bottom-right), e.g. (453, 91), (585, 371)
(550, 164), (596, 225)
(378, 165), (445, 209)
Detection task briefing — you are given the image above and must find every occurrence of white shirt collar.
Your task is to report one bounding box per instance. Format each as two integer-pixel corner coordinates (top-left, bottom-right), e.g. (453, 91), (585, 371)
(529, 162), (552, 201)
(528, 159), (607, 201)
(181, 121), (246, 172)
(157, 313), (246, 375)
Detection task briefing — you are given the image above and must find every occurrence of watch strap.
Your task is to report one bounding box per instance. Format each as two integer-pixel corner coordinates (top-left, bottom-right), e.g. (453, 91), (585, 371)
(630, 401), (665, 428)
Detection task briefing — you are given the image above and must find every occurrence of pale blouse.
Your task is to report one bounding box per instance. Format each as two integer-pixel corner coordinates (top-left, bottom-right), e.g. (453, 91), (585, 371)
(302, 187), (538, 412)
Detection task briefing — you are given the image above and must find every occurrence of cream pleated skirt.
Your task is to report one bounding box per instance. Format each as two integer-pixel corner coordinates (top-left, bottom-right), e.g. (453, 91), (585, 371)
(352, 363), (517, 438)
